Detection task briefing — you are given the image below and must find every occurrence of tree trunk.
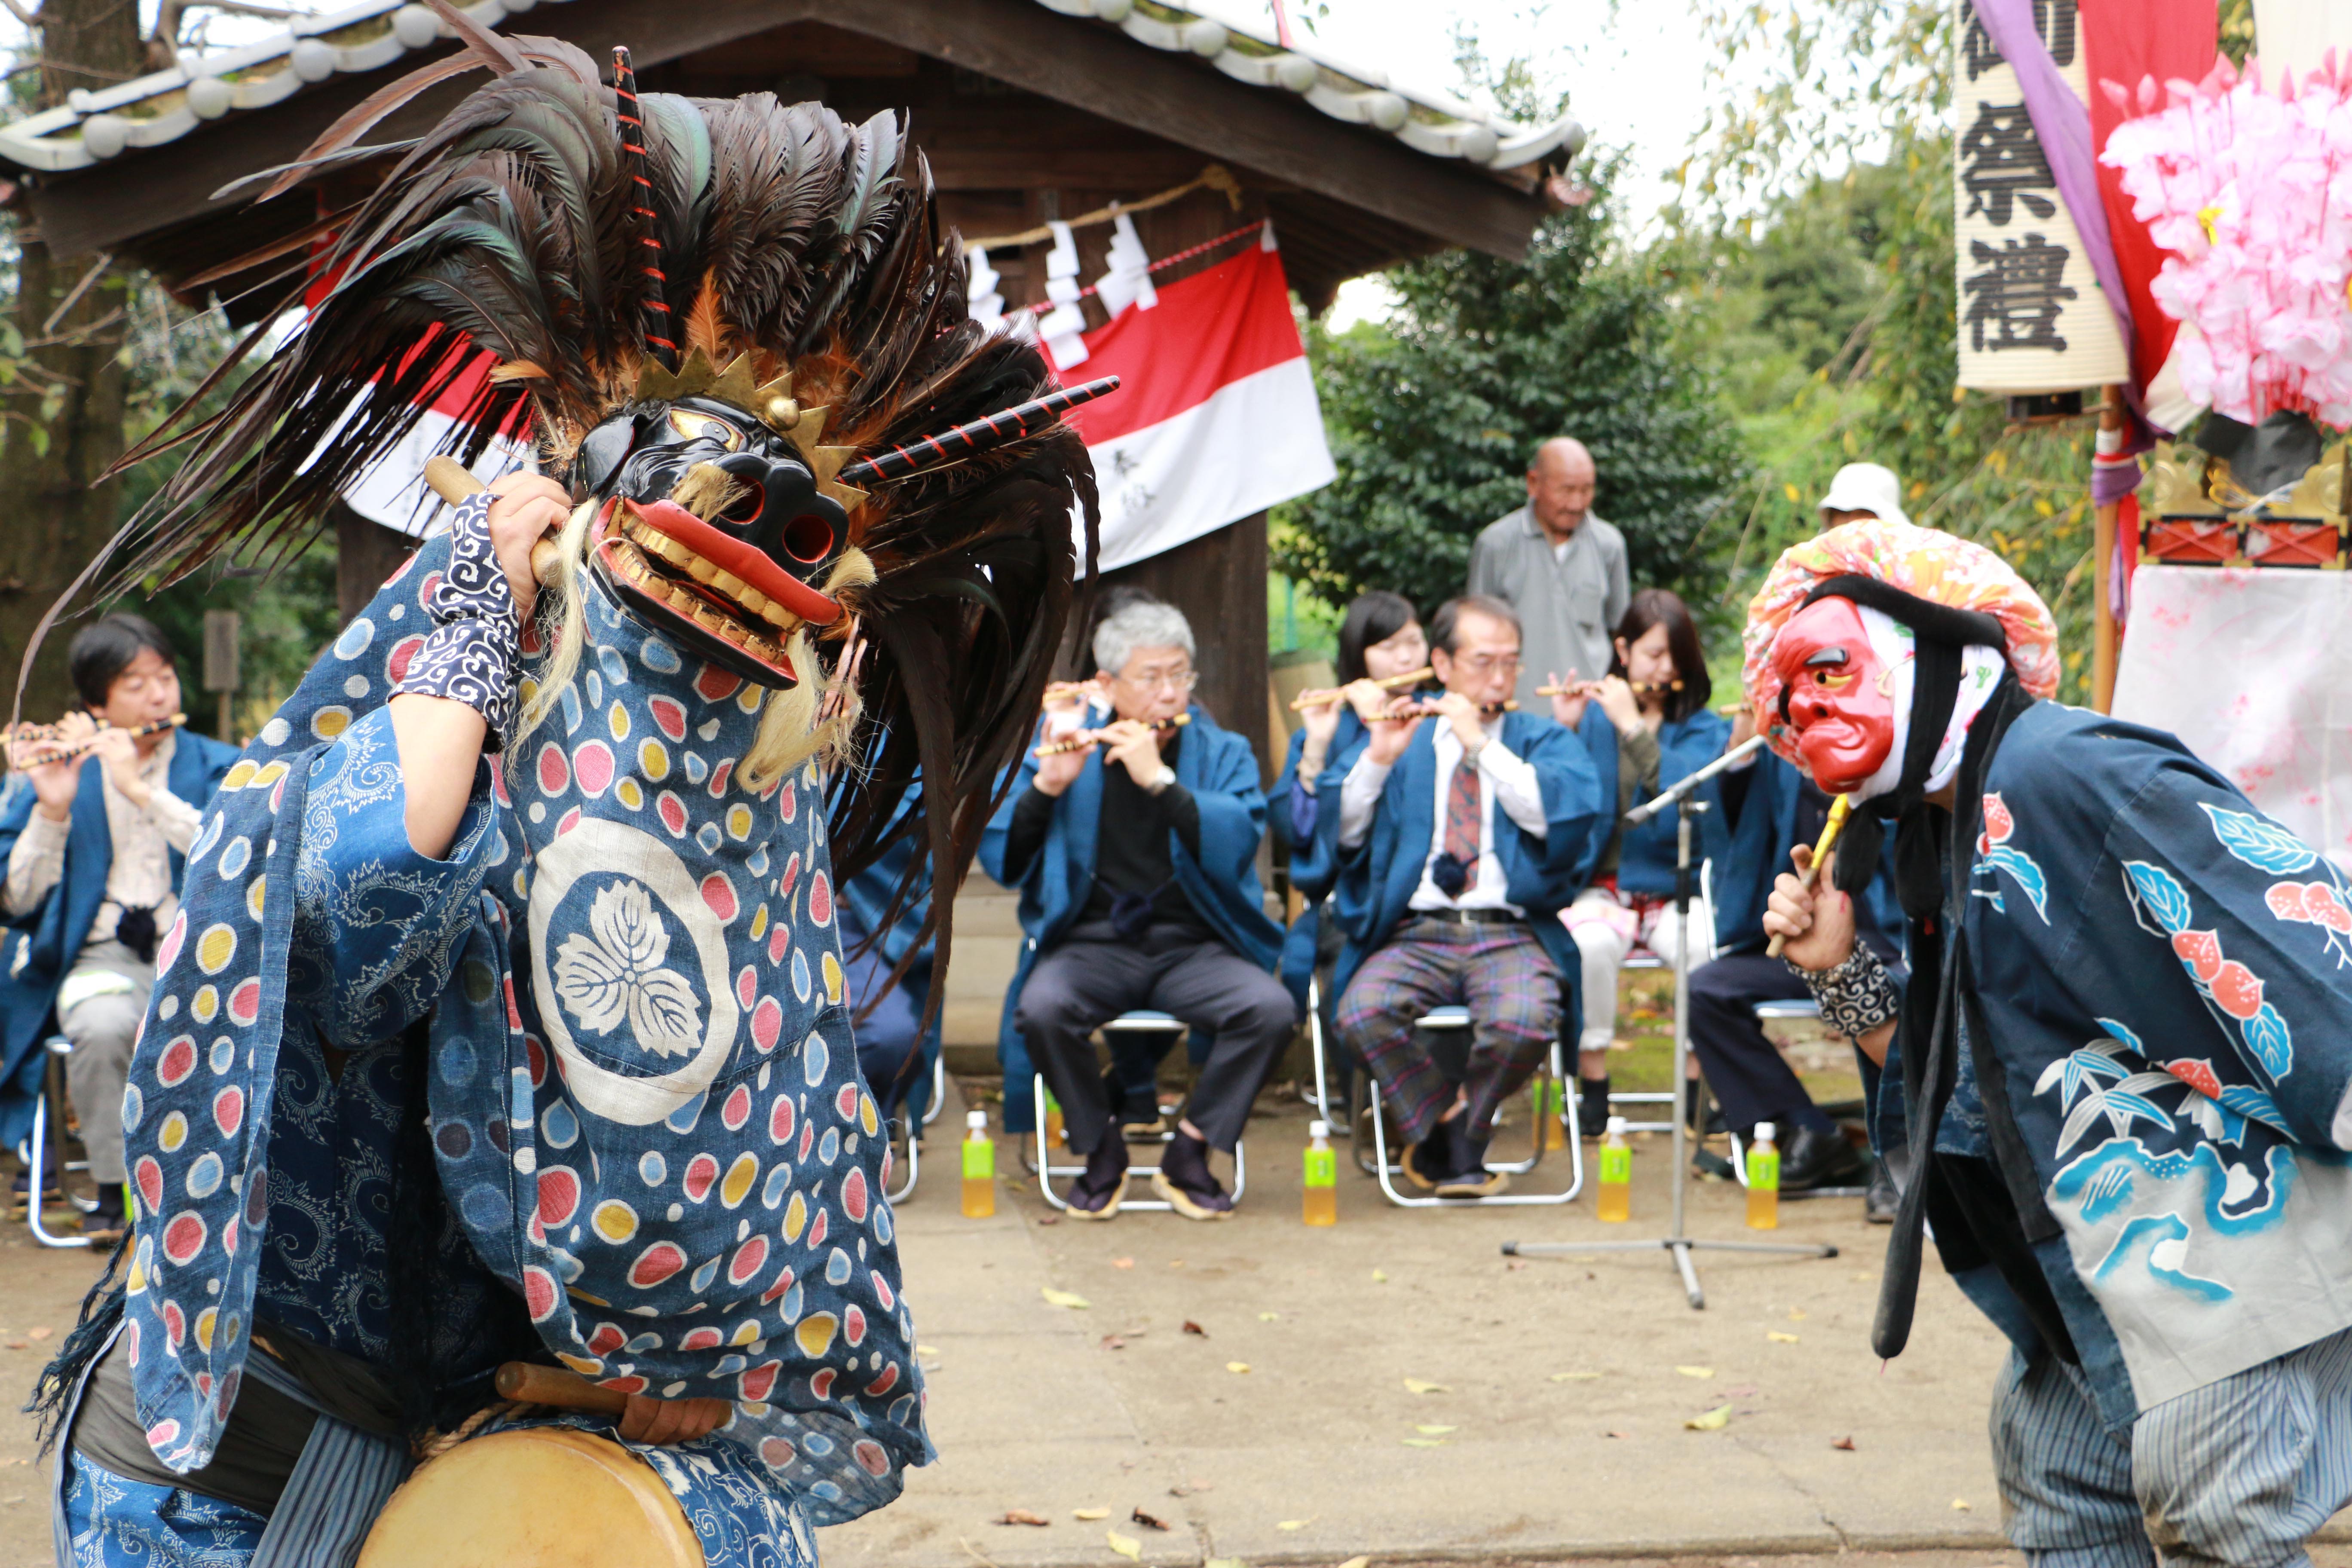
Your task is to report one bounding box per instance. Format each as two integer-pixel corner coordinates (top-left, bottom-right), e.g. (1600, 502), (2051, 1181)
(0, 0), (145, 722)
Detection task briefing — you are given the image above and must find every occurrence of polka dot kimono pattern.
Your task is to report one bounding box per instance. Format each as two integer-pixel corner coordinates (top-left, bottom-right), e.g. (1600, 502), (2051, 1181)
(113, 533), (927, 1539)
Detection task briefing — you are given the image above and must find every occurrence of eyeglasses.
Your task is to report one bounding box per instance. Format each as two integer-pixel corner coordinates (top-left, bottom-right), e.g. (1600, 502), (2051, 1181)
(1118, 668), (1198, 694)
(1451, 655), (1522, 677)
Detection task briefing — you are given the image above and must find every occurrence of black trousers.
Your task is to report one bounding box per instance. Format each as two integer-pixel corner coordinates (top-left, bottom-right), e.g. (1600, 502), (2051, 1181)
(1016, 922), (1295, 1154)
(1687, 933), (1901, 1138)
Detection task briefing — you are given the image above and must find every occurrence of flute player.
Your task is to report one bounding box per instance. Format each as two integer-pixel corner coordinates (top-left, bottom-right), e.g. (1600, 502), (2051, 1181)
(981, 597), (1289, 1221)
(0, 615), (238, 1242)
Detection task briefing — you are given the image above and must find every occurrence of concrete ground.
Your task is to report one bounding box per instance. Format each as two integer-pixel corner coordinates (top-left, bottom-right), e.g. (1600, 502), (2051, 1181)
(0, 876), (2342, 1566)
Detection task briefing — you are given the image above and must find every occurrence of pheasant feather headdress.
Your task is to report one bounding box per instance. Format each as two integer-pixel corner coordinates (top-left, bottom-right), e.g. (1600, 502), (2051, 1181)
(72, 11), (1106, 995)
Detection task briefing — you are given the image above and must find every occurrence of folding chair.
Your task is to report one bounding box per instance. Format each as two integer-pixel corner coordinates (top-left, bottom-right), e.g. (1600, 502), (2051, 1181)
(22, 1035), (95, 1249)
(1350, 1006), (1582, 1207)
(1032, 1011), (1248, 1214)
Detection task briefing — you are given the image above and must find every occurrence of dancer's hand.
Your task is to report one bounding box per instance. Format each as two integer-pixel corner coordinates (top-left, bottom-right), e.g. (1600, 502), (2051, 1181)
(1763, 844), (1853, 972)
(485, 472), (571, 625)
(619, 1393), (730, 1444)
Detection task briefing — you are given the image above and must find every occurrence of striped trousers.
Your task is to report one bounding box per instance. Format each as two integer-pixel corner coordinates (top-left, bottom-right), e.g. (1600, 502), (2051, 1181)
(1994, 1328), (2352, 1568)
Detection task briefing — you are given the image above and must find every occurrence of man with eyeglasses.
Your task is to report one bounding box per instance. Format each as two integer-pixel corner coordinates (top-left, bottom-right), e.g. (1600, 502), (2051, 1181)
(984, 598), (1288, 1220)
(1328, 595), (1605, 1196)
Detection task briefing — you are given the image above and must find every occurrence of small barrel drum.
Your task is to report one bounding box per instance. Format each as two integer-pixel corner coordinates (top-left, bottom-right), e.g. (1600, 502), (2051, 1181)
(358, 1426), (703, 1568)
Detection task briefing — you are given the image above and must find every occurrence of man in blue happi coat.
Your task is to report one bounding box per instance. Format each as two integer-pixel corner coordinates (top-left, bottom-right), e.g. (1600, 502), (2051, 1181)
(2, 616), (238, 1239)
(982, 597), (1289, 1222)
(1329, 594), (1605, 1197)
(1753, 518), (2352, 1568)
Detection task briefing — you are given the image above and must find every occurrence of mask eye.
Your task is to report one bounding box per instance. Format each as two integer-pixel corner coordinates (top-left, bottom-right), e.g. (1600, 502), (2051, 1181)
(1811, 671), (1855, 691)
(668, 410), (744, 450)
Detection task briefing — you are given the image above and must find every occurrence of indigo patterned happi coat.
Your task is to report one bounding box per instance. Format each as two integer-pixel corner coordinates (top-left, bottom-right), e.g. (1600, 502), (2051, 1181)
(110, 531), (928, 1553)
(1954, 701), (2352, 1419)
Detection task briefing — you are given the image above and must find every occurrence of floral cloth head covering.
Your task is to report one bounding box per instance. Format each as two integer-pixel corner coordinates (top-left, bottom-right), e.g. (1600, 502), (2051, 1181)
(1742, 519), (2062, 769)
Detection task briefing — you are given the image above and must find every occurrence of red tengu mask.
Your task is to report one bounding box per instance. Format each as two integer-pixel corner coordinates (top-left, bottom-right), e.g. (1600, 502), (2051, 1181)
(1770, 596), (1897, 795)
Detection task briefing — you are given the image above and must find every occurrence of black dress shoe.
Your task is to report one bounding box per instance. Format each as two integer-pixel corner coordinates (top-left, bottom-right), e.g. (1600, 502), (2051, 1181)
(1864, 1158), (1899, 1223)
(1779, 1123), (1867, 1191)
(1576, 1077), (1611, 1139)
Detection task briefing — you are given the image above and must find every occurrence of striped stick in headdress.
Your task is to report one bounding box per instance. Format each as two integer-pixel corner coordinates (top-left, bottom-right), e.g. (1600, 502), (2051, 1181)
(611, 45), (677, 370)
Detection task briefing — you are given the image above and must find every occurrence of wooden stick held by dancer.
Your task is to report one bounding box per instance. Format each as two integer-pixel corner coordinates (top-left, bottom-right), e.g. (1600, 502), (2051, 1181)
(1034, 712), (1191, 756)
(1287, 666), (1435, 710)
(1764, 793), (1851, 959)
(8, 713), (186, 767)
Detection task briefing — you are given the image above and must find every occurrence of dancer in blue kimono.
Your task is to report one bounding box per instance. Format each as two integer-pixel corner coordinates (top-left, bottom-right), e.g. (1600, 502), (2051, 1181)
(30, 34), (1097, 1567)
(1751, 519), (2352, 1568)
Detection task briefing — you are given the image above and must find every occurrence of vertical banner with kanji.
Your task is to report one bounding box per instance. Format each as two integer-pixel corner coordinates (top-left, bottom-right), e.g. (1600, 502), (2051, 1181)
(1953, 0), (2128, 391)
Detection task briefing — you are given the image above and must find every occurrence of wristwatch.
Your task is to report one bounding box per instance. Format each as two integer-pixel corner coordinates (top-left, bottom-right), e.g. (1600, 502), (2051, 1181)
(1142, 764), (1176, 795)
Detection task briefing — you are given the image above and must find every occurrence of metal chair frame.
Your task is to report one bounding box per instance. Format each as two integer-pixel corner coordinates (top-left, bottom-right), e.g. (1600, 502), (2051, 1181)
(24, 1036), (95, 1248)
(1332, 1005), (1582, 1208)
(1031, 1012), (1247, 1214)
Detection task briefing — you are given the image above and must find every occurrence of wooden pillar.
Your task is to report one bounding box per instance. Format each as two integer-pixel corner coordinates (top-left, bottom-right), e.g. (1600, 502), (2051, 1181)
(1100, 514), (1271, 784)
(2093, 385), (2123, 714)
(334, 502), (418, 624)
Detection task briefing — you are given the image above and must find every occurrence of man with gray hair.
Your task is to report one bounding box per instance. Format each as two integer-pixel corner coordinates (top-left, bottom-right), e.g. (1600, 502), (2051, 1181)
(1467, 437), (1629, 711)
(983, 595), (1289, 1220)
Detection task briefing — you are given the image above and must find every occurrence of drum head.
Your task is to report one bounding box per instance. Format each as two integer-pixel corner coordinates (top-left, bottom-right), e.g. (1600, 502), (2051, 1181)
(359, 1427), (704, 1568)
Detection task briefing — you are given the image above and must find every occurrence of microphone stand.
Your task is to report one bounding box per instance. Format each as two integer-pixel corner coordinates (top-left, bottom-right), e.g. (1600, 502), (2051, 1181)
(1502, 735), (1838, 1307)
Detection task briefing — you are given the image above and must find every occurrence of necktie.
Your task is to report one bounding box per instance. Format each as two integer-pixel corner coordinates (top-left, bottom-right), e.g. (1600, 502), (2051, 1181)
(1440, 749), (1482, 897)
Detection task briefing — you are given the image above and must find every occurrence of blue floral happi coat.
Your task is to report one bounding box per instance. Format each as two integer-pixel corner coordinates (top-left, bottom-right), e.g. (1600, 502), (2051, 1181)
(107, 532), (929, 1559)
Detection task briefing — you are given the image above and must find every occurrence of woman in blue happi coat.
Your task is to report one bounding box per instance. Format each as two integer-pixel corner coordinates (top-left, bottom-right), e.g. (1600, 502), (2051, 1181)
(32, 46), (1098, 1568)
(1753, 518), (2352, 1568)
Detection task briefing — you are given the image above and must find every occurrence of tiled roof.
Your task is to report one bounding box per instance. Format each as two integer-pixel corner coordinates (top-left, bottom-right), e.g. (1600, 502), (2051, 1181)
(0, 0), (1584, 176)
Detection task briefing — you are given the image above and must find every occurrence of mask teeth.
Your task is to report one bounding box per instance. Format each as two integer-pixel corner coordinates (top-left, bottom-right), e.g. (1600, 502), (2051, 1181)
(604, 532), (794, 668)
(615, 512), (801, 630)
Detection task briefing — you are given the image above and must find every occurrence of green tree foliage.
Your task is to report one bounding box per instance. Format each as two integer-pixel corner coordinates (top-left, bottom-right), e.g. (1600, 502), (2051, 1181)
(1275, 156), (1749, 619)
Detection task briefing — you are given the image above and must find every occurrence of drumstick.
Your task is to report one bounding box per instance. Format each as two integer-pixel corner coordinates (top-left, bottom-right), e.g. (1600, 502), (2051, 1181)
(423, 456), (564, 585)
(1288, 666), (1435, 710)
(1765, 793), (1851, 959)
(495, 1361), (631, 1415)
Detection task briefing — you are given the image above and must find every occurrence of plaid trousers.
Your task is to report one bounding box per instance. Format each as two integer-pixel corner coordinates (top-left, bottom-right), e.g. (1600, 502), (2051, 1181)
(1335, 916), (1560, 1142)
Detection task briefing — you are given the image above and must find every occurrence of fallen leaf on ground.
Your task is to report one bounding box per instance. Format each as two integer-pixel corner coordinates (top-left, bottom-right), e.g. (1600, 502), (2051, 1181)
(918, 1344), (940, 1357)
(1036, 1213), (1059, 1225)
(1258, 1312), (1280, 1322)
(1112, 1257), (1134, 1269)
(1415, 1424), (1456, 1435)
(1100, 1335), (1127, 1351)
(27, 1327), (50, 1341)
(1548, 1371), (1600, 1382)
(1277, 1519), (1312, 1531)
(1003, 1177), (1031, 1192)
(1788, 1308), (1808, 1321)
(1204, 1559), (1245, 1568)
(1506, 1259), (1527, 1271)
(1107, 1529), (1142, 1560)
(1675, 1366), (1715, 1378)
(1684, 1405), (1733, 1431)
(1402, 1436), (1449, 1447)
(1182, 1320), (1208, 1337)
(1169, 1260), (1185, 1268)
(1767, 1331), (1800, 1343)
(1725, 1384), (1758, 1399)
(1604, 1429), (1629, 1439)
(1131, 1509), (1170, 1531)
(1371, 1269), (1389, 1283)
(1179, 1479), (1213, 1495)
(1403, 1378), (1449, 1394)
(1226, 1362), (1251, 1374)
(1041, 1288), (1091, 1310)
(1832, 1436), (1856, 1451)
(3, 1343), (23, 1352)
(1073, 1507), (1110, 1520)
(999, 1510), (1050, 1527)
(1951, 1499), (1972, 1512)
(1337, 1557), (1371, 1568)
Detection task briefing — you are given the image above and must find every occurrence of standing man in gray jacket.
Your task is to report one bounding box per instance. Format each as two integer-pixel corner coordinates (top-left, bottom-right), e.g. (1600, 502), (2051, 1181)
(1466, 438), (1630, 711)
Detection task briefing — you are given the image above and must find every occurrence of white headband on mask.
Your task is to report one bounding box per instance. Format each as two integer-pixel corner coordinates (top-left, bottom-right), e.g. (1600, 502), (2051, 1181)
(1843, 604), (2007, 806)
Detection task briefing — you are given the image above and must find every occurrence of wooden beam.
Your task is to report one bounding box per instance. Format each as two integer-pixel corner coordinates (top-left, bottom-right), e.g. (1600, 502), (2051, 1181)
(24, 0), (1541, 262)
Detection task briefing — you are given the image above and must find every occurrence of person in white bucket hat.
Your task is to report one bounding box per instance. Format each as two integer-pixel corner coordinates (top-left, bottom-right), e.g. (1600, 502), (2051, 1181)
(1816, 462), (1911, 529)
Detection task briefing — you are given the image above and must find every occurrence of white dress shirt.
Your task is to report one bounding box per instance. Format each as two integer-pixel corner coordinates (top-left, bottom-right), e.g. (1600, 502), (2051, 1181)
(6, 732), (201, 939)
(1337, 716), (1550, 913)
